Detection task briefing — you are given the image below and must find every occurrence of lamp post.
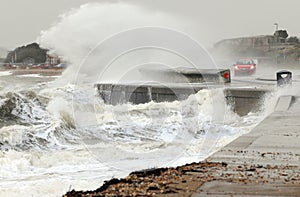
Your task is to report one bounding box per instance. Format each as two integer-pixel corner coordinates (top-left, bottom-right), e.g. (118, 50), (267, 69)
(274, 23), (279, 64)
(274, 23), (279, 43)
(274, 23), (278, 32)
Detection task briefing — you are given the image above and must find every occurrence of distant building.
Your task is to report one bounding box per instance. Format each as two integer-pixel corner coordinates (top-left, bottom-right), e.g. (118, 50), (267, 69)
(214, 30), (300, 64)
(215, 30), (291, 52)
(46, 54), (61, 66)
(214, 35), (276, 51)
(4, 43), (64, 67)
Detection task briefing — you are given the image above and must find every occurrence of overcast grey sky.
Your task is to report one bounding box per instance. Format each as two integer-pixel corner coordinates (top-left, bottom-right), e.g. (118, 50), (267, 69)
(1, 0), (300, 50)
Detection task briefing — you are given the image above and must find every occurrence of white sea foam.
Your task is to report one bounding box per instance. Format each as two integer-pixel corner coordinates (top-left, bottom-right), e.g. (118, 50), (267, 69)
(0, 82), (276, 196)
(0, 71), (12, 76)
(16, 74), (60, 78)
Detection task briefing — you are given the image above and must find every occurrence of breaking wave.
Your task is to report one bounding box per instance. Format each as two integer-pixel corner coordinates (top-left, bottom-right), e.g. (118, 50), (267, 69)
(0, 84), (270, 154)
(0, 78), (278, 197)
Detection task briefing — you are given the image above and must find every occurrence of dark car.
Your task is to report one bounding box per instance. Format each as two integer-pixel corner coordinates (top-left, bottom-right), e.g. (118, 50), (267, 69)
(233, 59), (256, 76)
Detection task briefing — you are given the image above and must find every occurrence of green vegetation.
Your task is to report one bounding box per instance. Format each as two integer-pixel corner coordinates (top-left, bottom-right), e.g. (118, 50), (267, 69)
(5, 43), (47, 64)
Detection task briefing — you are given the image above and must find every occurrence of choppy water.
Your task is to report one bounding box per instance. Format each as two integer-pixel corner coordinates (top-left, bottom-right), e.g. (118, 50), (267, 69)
(0, 71), (276, 197)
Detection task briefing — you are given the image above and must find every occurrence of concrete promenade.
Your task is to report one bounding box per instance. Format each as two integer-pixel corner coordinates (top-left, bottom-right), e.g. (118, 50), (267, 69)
(193, 95), (300, 196)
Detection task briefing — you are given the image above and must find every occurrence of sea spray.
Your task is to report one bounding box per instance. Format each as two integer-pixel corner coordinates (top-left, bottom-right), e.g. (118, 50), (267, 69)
(39, 2), (192, 85)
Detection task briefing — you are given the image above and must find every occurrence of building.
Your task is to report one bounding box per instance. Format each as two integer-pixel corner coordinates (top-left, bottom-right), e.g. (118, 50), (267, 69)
(46, 54), (61, 66)
(214, 35), (276, 51)
(4, 43), (64, 67)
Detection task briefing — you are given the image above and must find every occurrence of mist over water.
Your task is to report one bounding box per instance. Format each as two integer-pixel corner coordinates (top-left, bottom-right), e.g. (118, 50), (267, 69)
(39, 2), (219, 86)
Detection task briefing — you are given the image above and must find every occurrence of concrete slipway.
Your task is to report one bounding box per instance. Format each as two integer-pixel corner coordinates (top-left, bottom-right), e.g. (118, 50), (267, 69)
(193, 95), (300, 196)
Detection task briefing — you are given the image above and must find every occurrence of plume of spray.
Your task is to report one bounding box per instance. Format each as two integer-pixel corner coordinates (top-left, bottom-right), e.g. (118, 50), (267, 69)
(38, 2), (203, 85)
(38, 2), (221, 130)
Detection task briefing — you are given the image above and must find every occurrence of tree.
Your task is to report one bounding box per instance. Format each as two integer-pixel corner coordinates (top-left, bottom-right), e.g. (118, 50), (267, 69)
(287, 36), (299, 43)
(5, 43), (47, 64)
(274, 30), (289, 39)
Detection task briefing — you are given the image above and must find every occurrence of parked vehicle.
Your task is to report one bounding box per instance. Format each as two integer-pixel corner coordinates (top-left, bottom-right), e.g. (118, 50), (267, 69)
(233, 59), (256, 76)
(53, 63), (67, 69)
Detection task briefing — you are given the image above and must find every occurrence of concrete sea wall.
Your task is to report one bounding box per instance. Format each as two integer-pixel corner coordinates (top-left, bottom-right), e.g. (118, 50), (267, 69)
(96, 83), (269, 116)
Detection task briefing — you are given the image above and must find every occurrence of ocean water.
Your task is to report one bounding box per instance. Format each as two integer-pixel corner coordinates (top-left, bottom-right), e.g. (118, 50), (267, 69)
(0, 72), (275, 197)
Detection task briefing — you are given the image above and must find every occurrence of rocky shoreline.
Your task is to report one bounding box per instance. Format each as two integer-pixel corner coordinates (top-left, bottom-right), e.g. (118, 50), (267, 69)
(62, 159), (300, 196)
(63, 161), (226, 197)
